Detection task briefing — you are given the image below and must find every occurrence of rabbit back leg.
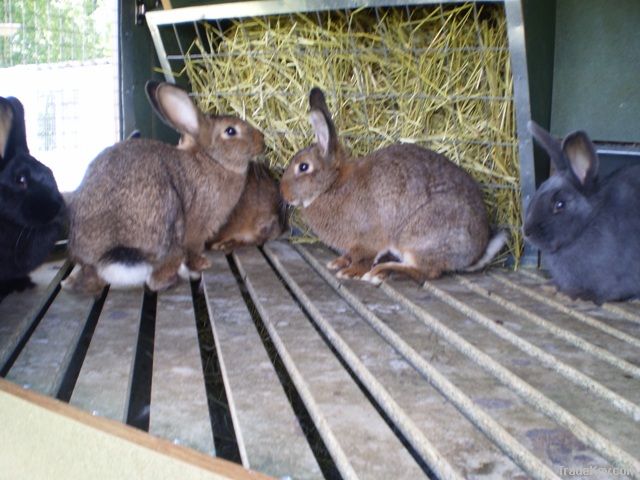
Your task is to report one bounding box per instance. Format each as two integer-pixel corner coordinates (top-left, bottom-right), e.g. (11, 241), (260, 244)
(333, 246), (376, 280)
(62, 264), (108, 297)
(147, 252), (184, 292)
(363, 249), (447, 285)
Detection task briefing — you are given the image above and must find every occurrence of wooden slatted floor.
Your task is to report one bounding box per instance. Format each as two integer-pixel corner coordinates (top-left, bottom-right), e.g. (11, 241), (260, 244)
(1, 240), (639, 479)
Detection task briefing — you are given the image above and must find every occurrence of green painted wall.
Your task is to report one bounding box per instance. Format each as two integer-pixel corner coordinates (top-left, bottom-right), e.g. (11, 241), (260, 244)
(551, 0), (640, 142)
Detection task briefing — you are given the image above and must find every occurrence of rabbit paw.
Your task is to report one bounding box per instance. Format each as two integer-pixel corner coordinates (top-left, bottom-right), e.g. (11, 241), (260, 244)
(62, 265), (106, 297)
(336, 264), (370, 280)
(178, 263), (202, 281)
(327, 255), (351, 271)
(186, 253), (212, 272)
(361, 271), (385, 286)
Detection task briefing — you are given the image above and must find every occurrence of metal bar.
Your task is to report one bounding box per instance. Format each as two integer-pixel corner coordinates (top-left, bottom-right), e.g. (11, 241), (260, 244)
(147, 20), (176, 83)
(263, 244), (464, 480)
(503, 0), (537, 265)
(294, 245), (560, 480)
(145, 0), (478, 27)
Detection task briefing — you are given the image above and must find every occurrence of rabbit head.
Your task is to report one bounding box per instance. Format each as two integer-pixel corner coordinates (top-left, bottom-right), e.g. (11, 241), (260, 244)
(523, 121), (598, 253)
(0, 96), (65, 228)
(145, 81), (264, 173)
(280, 88), (347, 208)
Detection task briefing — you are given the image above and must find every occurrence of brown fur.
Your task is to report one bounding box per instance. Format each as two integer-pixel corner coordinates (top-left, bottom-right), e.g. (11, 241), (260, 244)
(280, 87), (497, 284)
(206, 161), (286, 253)
(65, 81), (265, 295)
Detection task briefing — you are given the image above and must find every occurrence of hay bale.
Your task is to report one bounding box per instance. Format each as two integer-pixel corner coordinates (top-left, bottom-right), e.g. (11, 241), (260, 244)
(181, 3), (522, 264)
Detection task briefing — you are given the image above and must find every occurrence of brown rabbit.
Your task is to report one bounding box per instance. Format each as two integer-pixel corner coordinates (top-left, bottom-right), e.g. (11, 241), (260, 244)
(205, 161), (287, 253)
(64, 81), (265, 295)
(145, 82), (287, 254)
(280, 88), (506, 285)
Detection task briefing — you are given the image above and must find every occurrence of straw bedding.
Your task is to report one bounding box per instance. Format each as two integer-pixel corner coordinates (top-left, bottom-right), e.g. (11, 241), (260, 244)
(180, 3), (522, 264)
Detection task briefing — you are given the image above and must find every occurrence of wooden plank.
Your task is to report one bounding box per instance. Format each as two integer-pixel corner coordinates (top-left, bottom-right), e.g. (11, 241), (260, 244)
(0, 259), (69, 370)
(0, 378), (274, 480)
(5, 265), (97, 396)
(443, 273), (640, 457)
(234, 246), (426, 480)
(202, 251), (322, 479)
(149, 280), (215, 455)
(276, 242), (527, 478)
(70, 288), (145, 422)
(302, 243), (637, 476)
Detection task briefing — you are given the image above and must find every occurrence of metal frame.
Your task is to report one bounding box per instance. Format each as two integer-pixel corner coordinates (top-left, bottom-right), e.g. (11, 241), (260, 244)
(145, 0), (537, 265)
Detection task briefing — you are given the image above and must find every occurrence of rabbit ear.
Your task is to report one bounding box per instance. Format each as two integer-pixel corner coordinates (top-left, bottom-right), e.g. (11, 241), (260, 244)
(0, 97), (13, 160)
(145, 81), (201, 138)
(562, 131), (599, 189)
(527, 120), (568, 172)
(3, 96), (30, 159)
(308, 87), (339, 159)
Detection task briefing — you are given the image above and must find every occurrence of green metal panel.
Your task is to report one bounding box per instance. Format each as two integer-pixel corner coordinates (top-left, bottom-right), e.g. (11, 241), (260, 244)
(551, 0), (640, 142)
(118, 0), (179, 143)
(522, 0), (556, 186)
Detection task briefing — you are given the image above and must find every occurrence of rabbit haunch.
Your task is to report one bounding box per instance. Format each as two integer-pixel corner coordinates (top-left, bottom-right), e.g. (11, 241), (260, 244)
(524, 120), (640, 304)
(65, 81), (265, 295)
(281, 88), (506, 285)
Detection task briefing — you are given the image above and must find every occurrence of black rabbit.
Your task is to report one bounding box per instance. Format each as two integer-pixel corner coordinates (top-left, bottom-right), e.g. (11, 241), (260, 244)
(0, 96), (66, 297)
(523, 120), (640, 304)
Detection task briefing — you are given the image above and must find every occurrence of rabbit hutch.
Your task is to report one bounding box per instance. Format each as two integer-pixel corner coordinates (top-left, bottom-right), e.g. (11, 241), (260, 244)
(1, 0), (640, 479)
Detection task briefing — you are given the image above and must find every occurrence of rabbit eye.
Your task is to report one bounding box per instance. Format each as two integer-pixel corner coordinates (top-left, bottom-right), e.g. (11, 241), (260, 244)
(298, 162), (310, 173)
(15, 174), (28, 189)
(553, 200), (565, 213)
(225, 126), (237, 136)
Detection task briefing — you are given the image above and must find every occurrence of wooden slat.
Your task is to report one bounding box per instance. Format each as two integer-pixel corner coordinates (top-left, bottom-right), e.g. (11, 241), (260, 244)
(0, 259), (69, 370)
(298, 244), (562, 478)
(234, 247), (426, 480)
(70, 288), (145, 422)
(5, 265), (96, 396)
(0, 378), (273, 480)
(202, 251), (322, 479)
(149, 280), (215, 455)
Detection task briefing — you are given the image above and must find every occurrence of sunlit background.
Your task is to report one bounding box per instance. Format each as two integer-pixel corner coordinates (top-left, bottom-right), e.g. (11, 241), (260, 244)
(0, 0), (119, 192)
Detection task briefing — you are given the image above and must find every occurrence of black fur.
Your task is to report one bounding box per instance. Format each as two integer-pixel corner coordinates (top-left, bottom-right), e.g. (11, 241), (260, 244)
(524, 121), (640, 304)
(100, 246), (147, 265)
(0, 96), (65, 295)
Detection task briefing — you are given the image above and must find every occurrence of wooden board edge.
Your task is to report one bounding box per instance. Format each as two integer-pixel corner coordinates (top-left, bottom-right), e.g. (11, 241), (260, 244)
(0, 378), (274, 480)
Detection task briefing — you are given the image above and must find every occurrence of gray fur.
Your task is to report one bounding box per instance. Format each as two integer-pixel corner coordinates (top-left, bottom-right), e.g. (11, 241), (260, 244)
(524, 120), (640, 304)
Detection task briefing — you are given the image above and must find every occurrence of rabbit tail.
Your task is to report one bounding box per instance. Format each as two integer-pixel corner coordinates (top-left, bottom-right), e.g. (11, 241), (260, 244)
(464, 230), (508, 272)
(98, 246), (152, 288)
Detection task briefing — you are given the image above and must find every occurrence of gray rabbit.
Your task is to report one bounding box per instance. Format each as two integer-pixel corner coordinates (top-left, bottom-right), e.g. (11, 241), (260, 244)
(280, 87), (506, 285)
(64, 81), (265, 295)
(524, 120), (640, 304)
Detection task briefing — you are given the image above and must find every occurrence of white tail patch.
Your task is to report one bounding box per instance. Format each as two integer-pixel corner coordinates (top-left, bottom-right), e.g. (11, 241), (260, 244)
(464, 230), (509, 272)
(98, 262), (152, 288)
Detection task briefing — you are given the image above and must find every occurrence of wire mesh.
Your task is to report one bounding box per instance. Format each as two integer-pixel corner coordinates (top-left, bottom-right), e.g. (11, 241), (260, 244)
(148, 2), (525, 264)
